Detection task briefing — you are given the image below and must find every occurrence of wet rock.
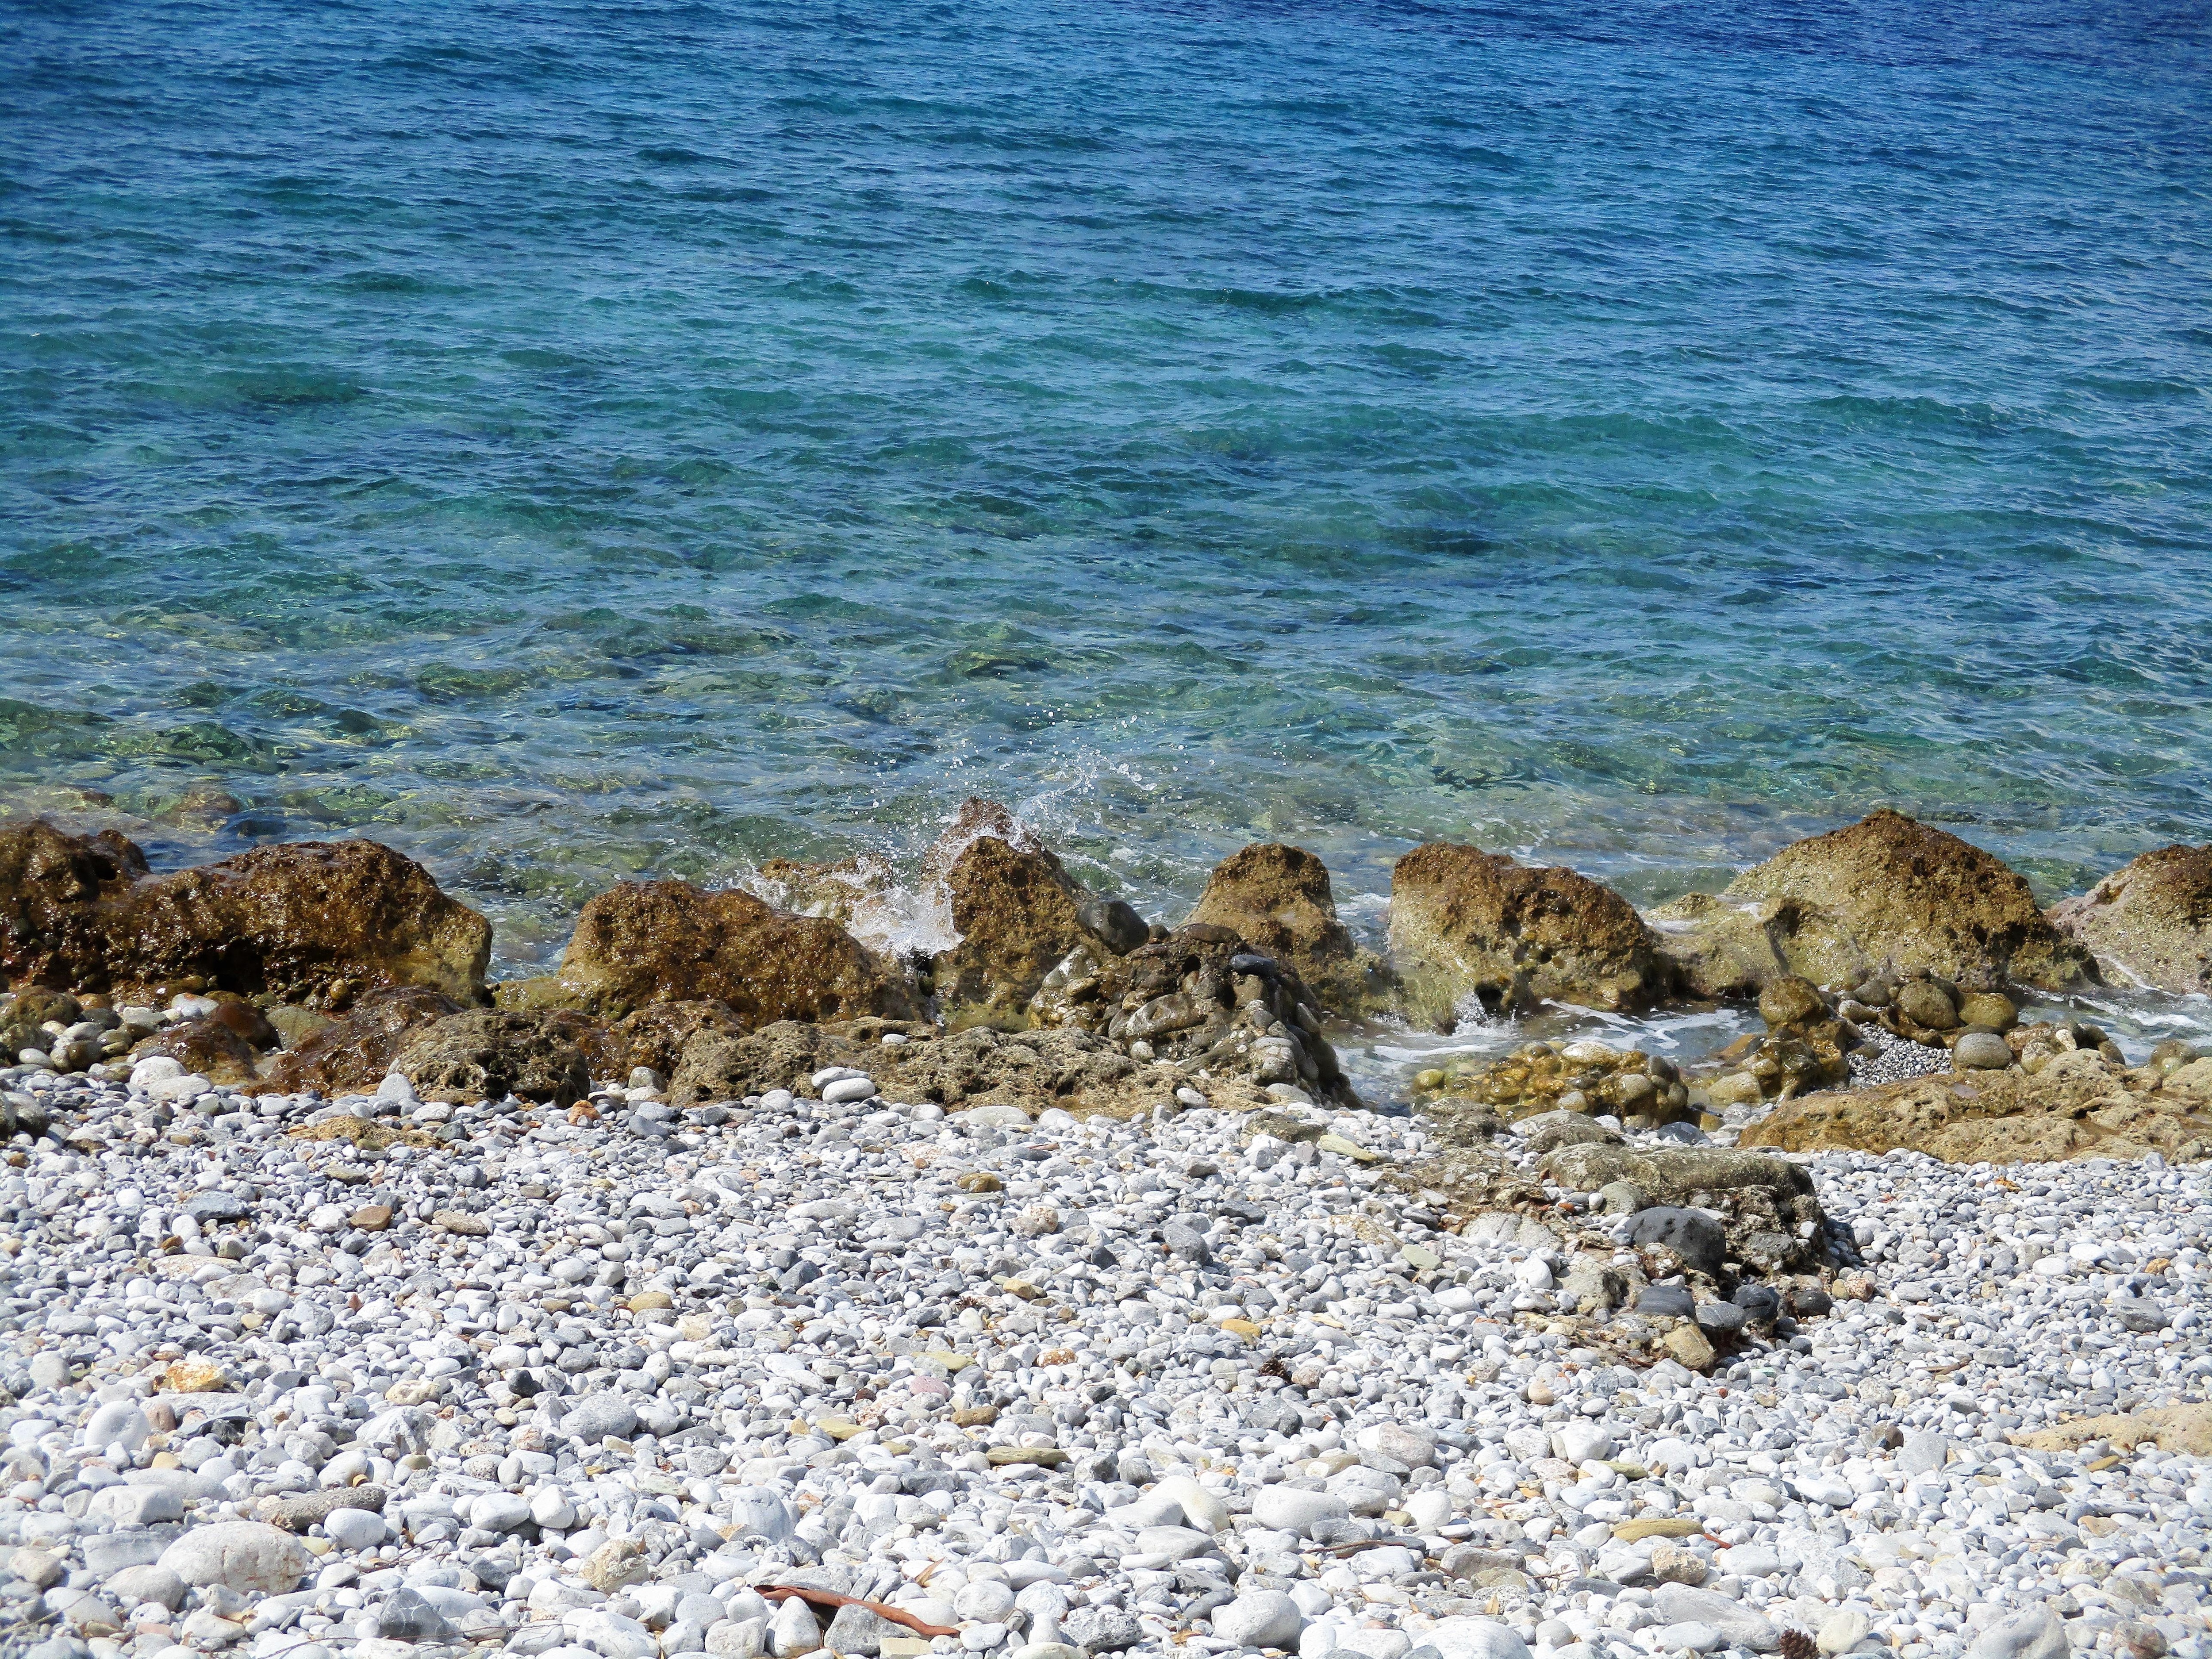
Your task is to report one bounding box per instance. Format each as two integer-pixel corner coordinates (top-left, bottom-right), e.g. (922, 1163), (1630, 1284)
(1743, 1048), (2212, 1164)
(1428, 1041), (1691, 1126)
(555, 879), (918, 1023)
(132, 1015), (265, 1084)
(2048, 843), (2212, 995)
(1185, 841), (1389, 1014)
(1389, 843), (1668, 1019)
(1644, 890), (1871, 1001)
(0, 821), (491, 1003)
(392, 1009), (591, 1108)
(1717, 809), (2094, 992)
(250, 984), (462, 1095)
(930, 809), (1120, 1025)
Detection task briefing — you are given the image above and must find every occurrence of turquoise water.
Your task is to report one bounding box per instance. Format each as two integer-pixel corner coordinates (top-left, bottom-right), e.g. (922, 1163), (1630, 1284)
(4, 0), (2211, 975)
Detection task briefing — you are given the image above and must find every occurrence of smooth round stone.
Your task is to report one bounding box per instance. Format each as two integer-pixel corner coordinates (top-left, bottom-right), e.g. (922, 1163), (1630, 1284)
(1213, 1590), (1305, 1649)
(1954, 1032), (2014, 1070)
(821, 1076), (878, 1105)
(1653, 1623), (1724, 1654)
(324, 1507), (387, 1551)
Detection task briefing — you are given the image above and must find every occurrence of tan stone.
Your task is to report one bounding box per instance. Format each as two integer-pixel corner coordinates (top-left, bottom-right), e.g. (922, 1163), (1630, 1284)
(1390, 843), (1667, 1019)
(1663, 1325), (1715, 1371)
(1721, 809), (2093, 991)
(556, 879), (916, 1023)
(1743, 1047), (2212, 1164)
(2012, 1403), (2212, 1456)
(2049, 844), (2212, 995)
(1185, 842), (1389, 1014)
(156, 1359), (229, 1393)
(348, 1205), (392, 1232)
(1644, 890), (1870, 1000)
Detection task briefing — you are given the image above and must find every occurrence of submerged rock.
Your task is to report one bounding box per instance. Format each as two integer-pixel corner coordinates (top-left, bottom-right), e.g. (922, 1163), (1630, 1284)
(1388, 842), (1667, 1021)
(1715, 810), (2093, 992)
(553, 879), (918, 1024)
(2048, 842), (2212, 995)
(0, 821), (490, 1004)
(1184, 841), (1389, 1014)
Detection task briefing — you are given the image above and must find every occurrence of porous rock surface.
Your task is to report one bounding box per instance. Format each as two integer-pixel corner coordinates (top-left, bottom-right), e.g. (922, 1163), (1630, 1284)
(2048, 843), (2212, 996)
(1185, 842), (1390, 1015)
(1742, 1048), (2212, 1164)
(0, 820), (491, 1004)
(550, 879), (919, 1024)
(1710, 810), (2093, 994)
(1388, 843), (1668, 1021)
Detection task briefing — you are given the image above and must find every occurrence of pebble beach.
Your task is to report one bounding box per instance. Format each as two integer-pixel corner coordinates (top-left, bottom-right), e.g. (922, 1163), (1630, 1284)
(2, 1040), (2206, 1659)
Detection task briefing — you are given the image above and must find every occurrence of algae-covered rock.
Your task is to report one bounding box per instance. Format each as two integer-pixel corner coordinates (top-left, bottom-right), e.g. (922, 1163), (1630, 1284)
(932, 831), (1102, 1024)
(2048, 843), (2212, 995)
(1644, 891), (1871, 1001)
(1741, 1048), (2212, 1164)
(251, 986), (464, 1096)
(1185, 842), (1388, 1015)
(0, 821), (491, 1005)
(556, 879), (917, 1024)
(1417, 1040), (1690, 1127)
(1719, 810), (2093, 992)
(392, 1010), (591, 1108)
(1388, 843), (1667, 1021)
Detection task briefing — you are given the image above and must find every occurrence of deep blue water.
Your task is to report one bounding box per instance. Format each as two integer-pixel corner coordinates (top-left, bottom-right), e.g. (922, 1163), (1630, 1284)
(4, 0), (2210, 973)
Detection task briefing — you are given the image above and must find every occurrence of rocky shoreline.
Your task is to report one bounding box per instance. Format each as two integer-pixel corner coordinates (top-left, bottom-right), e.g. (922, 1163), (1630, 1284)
(0, 804), (2208, 1659)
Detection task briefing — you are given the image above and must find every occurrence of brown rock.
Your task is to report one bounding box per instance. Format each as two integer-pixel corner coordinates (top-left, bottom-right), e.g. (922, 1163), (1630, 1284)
(555, 880), (916, 1023)
(349, 1205), (393, 1232)
(261, 1003), (332, 1051)
(1720, 809), (2093, 992)
(1756, 976), (1828, 1030)
(1741, 1048), (2212, 1164)
(433, 1209), (489, 1236)
(156, 1358), (229, 1393)
(931, 827), (1101, 1025)
(136, 1018), (264, 1085)
(250, 986), (461, 1096)
(0, 822), (490, 1004)
(1388, 843), (1667, 1020)
(599, 999), (744, 1080)
(750, 853), (898, 932)
(392, 1010), (591, 1108)
(1184, 842), (1389, 1014)
(1663, 1324), (1716, 1371)
(2048, 844), (2212, 995)
(1644, 890), (1872, 1000)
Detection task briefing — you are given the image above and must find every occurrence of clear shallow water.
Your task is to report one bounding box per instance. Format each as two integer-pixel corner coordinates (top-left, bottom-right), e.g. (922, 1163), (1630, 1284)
(4, 0), (2212, 984)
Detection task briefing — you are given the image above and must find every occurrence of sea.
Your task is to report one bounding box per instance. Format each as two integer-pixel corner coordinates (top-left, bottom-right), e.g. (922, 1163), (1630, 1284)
(4, 0), (2210, 1076)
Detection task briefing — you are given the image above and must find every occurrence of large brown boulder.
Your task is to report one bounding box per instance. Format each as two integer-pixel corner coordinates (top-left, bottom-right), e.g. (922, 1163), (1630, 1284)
(1184, 843), (1388, 1015)
(392, 1010), (590, 1108)
(1643, 890), (1873, 999)
(1387, 843), (1667, 1022)
(1741, 1048), (2212, 1164)
(2047, 845), (2212, 995)
(553, 880), (917, 1023)
(1716, 810), (2092, 992)
(0, 822), (490, 1005)
(250, 987), (464, 1096)
(926, 803), (1139, 1025)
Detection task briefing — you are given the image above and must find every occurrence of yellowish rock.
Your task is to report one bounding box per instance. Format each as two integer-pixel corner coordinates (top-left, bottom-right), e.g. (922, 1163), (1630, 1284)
(1220, 1318), (1262, 1343)
(628, 1291), (675, 1312)
(156, 1359), (229, 1394)
(1664, 1324), (1716, 1371)
(1317, 1133), (1379, 1164)
(985, 1445), (1068, 1467)
(1613, 1517), (1703, 1541)
(956, 1171), (1003, 1193)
